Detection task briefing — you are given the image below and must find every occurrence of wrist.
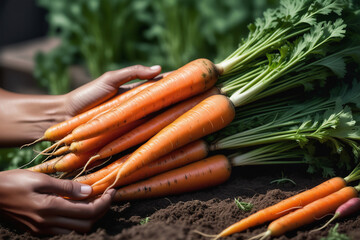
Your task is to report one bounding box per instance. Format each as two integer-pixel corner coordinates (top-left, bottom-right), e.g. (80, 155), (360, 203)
(0, 89), (68, 146)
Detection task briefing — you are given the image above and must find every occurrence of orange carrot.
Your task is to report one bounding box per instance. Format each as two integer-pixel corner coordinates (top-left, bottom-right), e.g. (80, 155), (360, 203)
(43, 80), (155, 142)
(113, 155), (231, 201)
(51, 145), (70, 156)
(105, 94), (234, 191)
(28, 149), (99, 173)
(74, 154), (130, 186)
(85, 140), (209, 196)
(68, 118), (146, 154)
(210, 177), (347, 238)
(61, 59), (219, 143)
(89, 87), (220, 163)
(255, 186), (360, 239)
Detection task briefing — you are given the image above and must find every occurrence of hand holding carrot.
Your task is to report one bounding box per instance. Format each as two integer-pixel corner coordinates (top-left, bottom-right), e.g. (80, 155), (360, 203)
(0, 169), (115, 235)
(0, 65), (161, 146)
(63, 65), (162, 116)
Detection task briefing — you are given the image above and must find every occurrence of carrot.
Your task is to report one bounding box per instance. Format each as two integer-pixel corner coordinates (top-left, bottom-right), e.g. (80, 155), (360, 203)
(113, 155), (231, 201)
(73, 154), (130, 185)
(86, 140), (209, 196)
(43, 80), (155, 142)
(68, 118), (146, 154)
(209, 177), (347, 238)
(310, 197), (360, 233)
(202, 163), (360, 239)
(60, 58), (219, 143)
(106, 94), (234, 191)
(253, 186), (360, 239)
(88, 87), (220, 163)
(28, 149), (99, 173)
(50, 145), (70, 156)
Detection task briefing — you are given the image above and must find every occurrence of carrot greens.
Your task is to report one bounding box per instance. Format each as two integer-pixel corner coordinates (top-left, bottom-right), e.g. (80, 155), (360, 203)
(207, 78), (360, 176)
(217, 0), (345, 76)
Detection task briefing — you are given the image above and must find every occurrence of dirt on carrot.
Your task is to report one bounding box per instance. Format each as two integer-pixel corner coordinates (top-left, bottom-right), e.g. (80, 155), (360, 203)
(1, 165), (360, 240)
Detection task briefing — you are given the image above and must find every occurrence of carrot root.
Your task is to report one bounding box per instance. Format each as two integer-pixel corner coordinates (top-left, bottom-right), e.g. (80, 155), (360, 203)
(20, 136), (45, 149)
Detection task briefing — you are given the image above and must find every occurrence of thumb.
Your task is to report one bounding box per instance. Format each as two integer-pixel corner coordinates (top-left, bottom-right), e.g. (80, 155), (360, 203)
(37, 177), (93, 200)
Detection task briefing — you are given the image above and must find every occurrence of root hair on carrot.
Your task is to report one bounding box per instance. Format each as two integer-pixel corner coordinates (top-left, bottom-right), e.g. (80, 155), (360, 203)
(191, 229), (219, 240)
(20, 136), (45, 149)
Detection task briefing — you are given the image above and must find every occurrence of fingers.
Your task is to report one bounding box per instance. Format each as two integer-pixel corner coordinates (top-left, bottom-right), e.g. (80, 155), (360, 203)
(10, 189), (115, 235)
(42, 189), (115, 219)
(6, 209), (94, 235)
(35, 176), (93, 200)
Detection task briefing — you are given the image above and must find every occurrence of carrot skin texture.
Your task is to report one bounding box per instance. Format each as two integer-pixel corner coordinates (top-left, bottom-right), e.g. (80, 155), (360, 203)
(268, 186), (358, 236)
(44, 81), (155, 141)
(68, 59), (219, 142)
(28, 149), (99, 173)
(218, 177), (346, 237)
(93, 87), (220, 161)
(113, 155), (231, 201)
(89, 140), (209, 196)
(118, 94), (235, 180)
(69, 118), (145, 154)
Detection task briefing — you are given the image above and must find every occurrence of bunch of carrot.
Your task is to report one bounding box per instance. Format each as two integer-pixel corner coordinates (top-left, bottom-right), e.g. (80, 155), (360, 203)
(18, 2), (360, 238)
(21, 0), (358, 216)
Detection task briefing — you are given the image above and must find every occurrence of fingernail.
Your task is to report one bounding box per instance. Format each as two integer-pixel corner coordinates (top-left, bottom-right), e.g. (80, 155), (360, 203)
(150, 65), (161, 71)
(80, 185), (92, 196)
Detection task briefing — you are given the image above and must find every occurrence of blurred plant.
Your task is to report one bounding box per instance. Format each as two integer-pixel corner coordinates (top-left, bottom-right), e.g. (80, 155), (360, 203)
(36, 0), (146, 82)
(34, 44), (75, 95)
(0, 141), (51, 171)
(35, 0), (279, 86)
(139, 217), (150, 225)
(133, 0), (278, 70)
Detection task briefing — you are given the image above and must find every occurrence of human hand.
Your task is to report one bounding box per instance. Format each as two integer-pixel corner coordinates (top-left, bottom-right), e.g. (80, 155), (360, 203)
(0, 169), (115, 235)
(63, 65), (162, 116)
(0, 65), (161, 146)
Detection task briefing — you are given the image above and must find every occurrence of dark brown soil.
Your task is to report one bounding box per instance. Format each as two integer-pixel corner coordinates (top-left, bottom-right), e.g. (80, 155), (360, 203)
(1, 164), (359, 240)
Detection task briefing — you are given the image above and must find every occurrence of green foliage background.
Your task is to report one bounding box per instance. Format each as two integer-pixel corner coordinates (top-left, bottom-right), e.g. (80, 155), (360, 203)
(35, 0), (279, 93)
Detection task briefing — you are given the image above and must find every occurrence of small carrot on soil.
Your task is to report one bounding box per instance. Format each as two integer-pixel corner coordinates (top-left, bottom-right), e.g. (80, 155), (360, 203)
(253, 185), (360, 239)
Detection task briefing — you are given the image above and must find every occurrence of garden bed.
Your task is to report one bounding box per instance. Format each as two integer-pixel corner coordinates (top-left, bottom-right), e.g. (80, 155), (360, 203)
(1, 164), (359, 240)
